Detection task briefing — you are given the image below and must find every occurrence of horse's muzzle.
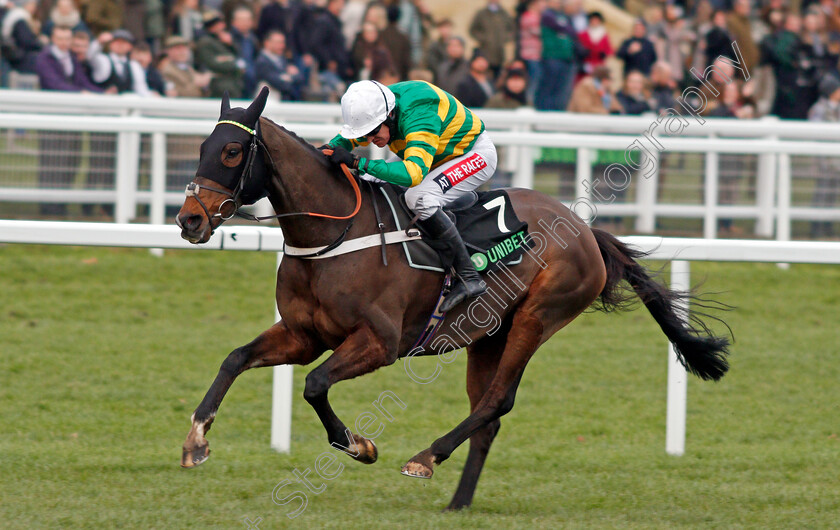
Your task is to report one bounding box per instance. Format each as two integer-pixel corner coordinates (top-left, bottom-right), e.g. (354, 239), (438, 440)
(177, 213), (210, 244)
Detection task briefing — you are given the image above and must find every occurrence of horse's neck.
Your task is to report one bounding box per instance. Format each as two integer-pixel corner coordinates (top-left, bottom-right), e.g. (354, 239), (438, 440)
(265, 123), (359, 247)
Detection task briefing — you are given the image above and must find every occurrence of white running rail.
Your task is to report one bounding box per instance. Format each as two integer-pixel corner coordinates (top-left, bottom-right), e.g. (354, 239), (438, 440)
(2, 220), (839, 455)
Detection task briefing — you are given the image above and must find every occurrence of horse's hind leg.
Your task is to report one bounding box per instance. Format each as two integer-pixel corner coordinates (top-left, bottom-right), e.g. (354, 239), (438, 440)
(445, 330), (508, 511)
(402, 261), (602, 479)
(181, 321), (320, 468)
(401, 308), (541, 480)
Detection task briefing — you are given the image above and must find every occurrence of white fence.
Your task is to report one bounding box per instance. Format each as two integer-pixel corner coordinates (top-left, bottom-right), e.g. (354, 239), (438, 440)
(1, 90), (839, 241)
(3, 219), (839, 455)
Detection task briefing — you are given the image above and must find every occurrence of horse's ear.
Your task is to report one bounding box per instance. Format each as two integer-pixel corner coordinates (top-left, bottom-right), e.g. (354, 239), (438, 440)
(220, 91), (231, 116)
(245, 86), (270, 125)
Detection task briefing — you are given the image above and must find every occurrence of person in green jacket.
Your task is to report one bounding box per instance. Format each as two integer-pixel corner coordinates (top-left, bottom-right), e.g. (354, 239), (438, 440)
(194, 11), (244, 98)
(324, 80), (499, 312)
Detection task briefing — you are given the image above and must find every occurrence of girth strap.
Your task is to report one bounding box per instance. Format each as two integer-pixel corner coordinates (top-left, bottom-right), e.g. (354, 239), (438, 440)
(284, 229), (422, 260)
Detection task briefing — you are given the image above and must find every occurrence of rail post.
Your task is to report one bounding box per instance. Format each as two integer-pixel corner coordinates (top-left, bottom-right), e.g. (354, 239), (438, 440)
(666, 259), (690, 456)
(271, 252), (293, 453)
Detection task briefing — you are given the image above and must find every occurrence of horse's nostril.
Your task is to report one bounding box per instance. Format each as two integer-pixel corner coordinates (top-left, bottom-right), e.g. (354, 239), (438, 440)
(182, 214), (202, 231)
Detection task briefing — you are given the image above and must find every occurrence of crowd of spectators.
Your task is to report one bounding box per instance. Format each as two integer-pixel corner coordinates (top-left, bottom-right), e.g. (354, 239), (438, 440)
(1, 0), (838, 233)
(1, 0), (840, 118)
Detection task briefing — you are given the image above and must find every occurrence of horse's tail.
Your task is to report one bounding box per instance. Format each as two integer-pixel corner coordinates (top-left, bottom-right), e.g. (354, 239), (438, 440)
(591, 228), (730, 381)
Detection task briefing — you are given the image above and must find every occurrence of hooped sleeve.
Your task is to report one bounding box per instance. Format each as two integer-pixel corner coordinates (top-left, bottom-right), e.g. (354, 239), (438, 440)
(357, 111), (440, 188)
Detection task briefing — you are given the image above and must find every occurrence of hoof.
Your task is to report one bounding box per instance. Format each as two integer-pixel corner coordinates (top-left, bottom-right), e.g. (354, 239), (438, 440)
(400, 450), (435, 479)
(335, 432), (378, 464)
(181, 441), (210, 468)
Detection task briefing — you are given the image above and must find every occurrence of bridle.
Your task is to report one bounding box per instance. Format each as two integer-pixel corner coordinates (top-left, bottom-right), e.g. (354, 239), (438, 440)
(181, 118), (364, 256)
(183, 119), (267, 224)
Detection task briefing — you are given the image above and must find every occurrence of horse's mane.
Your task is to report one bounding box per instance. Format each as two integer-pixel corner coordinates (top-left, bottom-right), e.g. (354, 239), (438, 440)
(260, 116), (327, 161)
(259, 116), (370, 187)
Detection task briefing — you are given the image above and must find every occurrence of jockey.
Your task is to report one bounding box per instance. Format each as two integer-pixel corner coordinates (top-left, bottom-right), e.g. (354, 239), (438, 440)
(323, 79), (497, 312)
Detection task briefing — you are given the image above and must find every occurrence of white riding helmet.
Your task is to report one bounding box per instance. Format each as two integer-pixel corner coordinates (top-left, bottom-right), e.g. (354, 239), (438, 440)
(339, 80), (396, 139)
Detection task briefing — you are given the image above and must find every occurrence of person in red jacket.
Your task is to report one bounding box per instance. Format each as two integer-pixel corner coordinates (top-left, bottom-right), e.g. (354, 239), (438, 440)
(578, 11), (613, 76)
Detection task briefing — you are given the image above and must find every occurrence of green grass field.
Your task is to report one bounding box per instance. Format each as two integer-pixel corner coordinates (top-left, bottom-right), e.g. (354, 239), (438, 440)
(1, 244), (839, 529)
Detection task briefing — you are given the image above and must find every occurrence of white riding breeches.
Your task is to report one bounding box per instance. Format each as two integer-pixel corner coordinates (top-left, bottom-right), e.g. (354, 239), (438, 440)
(403, 131), (497, 220)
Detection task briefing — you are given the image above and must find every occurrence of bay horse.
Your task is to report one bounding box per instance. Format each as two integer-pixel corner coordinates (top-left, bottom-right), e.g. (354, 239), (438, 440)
(177, 88), (730, 510)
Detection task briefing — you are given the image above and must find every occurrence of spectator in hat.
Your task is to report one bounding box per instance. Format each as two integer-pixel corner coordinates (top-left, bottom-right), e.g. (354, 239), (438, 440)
(158, 34), (208, 215)
(254, 29), (306, 100)
(567, 65), (621, 114)
(807, 74), (840, 237)
(195, 10), (245, 98)
(469, 0), (515, 80)
(456, 48), (494, 108)
(578, 12), (612, 76)
(85, 28), (151, 217)
(616, 19), (657, 77)
(486, 61), (528, 109)
(88, 29), (152, 95)
(160, 35), (210, 97)
(434, 35), (470, 94)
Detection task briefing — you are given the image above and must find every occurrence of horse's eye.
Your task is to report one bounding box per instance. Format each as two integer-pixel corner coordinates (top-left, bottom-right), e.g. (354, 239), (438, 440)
(228, 148), (239, 157)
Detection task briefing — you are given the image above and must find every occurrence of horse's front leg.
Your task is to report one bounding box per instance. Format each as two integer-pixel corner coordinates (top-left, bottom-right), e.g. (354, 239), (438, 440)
(181, 321), (322, 468)
(303, 325), (398, 465)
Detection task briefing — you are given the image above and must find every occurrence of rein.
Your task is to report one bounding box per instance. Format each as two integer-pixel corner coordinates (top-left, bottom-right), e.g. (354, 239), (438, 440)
(185, 121), (363, 226)
(184, 119), (365, 258)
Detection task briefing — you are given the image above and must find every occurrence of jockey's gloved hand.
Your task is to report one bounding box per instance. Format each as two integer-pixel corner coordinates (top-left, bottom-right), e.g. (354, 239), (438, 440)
(329, 146), (359, 169)
(316, 144), (332, 153)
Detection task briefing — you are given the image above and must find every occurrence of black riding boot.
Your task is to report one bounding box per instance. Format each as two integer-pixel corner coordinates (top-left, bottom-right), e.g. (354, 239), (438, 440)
(418, 209), (487, 312)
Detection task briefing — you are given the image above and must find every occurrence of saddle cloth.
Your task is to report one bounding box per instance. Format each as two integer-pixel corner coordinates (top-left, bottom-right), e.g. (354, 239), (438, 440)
(376, 184), (531, 273)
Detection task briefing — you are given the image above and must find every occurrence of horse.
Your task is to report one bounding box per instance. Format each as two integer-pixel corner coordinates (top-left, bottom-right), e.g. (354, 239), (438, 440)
(176, 88), (730, 511)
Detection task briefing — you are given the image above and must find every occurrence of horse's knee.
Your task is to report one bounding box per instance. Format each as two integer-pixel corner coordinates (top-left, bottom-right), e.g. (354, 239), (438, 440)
(497, 389), (517, 417)
(219, 347), (249, 376)
(303, 371), (329, 404)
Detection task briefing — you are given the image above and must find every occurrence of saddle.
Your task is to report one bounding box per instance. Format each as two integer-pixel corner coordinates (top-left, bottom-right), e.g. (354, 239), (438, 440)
(375, 184), (531, 273)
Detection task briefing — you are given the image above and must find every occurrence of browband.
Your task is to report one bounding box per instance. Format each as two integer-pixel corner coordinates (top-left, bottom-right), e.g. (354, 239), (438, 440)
(216, 120), (255, 135)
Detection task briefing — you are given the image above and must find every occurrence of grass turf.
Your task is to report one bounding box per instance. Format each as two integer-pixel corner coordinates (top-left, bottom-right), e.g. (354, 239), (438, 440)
(1, 244), (838, 528)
